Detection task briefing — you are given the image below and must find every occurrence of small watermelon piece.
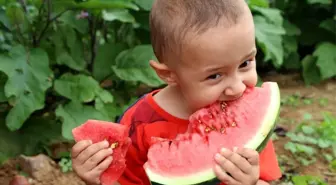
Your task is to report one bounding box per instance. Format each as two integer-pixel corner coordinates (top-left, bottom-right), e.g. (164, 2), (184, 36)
(143, 82), (281, 185)
(72, 119), (132, 185)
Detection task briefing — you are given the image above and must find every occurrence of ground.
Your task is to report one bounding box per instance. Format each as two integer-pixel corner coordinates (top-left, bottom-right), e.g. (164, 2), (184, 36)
(0, 73), (335, 185)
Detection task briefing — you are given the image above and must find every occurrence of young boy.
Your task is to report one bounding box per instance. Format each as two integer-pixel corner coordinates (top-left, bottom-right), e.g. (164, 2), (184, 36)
(71, 0), (282, 184)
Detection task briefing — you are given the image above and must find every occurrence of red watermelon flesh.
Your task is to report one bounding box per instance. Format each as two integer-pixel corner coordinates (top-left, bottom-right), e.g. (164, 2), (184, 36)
(72, 119), (132, 185)
(144, 82), (280, 185)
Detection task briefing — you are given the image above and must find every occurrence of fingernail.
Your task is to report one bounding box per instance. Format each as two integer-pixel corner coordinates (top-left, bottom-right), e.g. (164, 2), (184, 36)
(215, 153), (221, 160)
(108, 148), (113, 153)
(104, 140), (109, 146)
(221, 148), (229, 154)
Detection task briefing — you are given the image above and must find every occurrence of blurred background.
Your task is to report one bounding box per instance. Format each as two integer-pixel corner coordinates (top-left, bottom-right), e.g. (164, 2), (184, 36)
(0, 0), (335, 185)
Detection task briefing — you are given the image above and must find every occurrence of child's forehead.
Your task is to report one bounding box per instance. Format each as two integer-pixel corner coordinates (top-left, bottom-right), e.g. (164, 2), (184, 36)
(179, 19), (255, 68)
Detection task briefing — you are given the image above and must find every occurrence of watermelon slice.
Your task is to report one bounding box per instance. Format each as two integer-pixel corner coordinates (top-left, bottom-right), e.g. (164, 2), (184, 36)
(72, 120), (131, 185)
(143, 82), (281, 185)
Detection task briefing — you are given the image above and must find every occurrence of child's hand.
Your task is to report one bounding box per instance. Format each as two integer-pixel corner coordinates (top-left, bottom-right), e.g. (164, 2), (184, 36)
(214, 147), (260, 185)
(71, 140), (113, 185)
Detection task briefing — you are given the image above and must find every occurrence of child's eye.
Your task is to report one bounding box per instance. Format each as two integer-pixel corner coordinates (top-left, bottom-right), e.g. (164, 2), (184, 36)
(207, 74), (221, 80)
(239, 60), (251, 68)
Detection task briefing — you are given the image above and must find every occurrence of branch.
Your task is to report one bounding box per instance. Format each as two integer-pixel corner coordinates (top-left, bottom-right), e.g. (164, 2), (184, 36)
(88, 15), (97, 72)
(35, 0), (70, 46)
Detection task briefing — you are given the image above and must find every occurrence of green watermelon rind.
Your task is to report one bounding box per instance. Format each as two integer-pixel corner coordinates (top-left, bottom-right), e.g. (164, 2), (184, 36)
(145, 82), (281, 185)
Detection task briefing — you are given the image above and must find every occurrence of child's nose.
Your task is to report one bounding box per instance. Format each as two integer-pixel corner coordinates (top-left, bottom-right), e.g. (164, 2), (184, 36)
(224, 82), (246, 100)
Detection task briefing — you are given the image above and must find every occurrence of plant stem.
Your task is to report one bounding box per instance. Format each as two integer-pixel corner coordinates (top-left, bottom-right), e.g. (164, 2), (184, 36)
(88, 15), (97, 72)
(35, 0), (70, 46)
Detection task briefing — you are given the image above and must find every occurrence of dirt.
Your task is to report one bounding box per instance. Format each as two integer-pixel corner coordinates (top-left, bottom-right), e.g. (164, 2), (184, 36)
(0, 73), (335, 185)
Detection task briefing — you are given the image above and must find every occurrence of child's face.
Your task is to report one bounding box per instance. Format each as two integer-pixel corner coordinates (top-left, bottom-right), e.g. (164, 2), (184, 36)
(173, 15), (258, 112)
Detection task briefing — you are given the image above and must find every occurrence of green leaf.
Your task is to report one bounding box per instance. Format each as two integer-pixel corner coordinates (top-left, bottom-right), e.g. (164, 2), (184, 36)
(94, 98), (120, 122)
(102, 9), (135, 23)
(254, 15), (285, 67)
(58, 11), (89, 34)
(0, 45), (53, 131)
(301, 55), (322, 85)
(133, 0), (154, 10)
(112, 45), (164, 87)
(53, 26), (86, 71)
(283, 20), (301, 36)
(93, 43), (127, 82)
(313, 42), (336, 80)
(319, 19), (335, 34)
(307, 0), (332, 5)
(75, 0), (139, 11)
(251, 6), (283, 27)
(292, 175), (328, 185)
(0, 114), (64, 164)
(301, 125), (315, 135)
(56, 101), (111, 140)
(54, 73), (101, 103)
(6, 2), (25, 25)
(0, 72), (7, 102)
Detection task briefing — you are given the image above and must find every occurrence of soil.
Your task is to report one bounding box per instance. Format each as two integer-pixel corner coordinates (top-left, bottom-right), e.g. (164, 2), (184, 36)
(0, 73), (335, 185)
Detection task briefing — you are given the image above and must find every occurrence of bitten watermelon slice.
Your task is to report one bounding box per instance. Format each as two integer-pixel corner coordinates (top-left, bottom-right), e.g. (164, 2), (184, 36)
(143, 82), (281, 185)
(72, 120), (131, 185)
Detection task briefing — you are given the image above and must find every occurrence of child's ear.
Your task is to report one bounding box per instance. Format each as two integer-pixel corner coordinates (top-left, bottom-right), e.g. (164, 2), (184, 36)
(149, 60), (177, 85)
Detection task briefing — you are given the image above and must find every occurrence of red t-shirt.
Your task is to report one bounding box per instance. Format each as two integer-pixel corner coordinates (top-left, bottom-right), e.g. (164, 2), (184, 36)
(117, 90), (282, 185)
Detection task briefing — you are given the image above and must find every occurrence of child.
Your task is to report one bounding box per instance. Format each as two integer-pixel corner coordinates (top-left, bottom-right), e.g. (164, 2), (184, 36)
(70, 0), (282, 184)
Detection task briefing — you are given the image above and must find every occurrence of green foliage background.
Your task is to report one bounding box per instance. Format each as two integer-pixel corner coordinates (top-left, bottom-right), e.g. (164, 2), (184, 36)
(0, 0), (335, 164)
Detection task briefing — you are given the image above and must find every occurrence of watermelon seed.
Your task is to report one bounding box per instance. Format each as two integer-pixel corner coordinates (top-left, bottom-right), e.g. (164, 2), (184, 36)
(220, 102), (227, 111)
(205, 127), (211, 133)
(231, 122), (237, 127)
(220, 128), (226, 134)
(110, 142), (118, 149)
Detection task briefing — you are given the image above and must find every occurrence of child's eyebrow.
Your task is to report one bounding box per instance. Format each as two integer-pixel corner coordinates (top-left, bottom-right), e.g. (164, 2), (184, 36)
(240, 48), (257, 62)
(204, 48), (257, 73)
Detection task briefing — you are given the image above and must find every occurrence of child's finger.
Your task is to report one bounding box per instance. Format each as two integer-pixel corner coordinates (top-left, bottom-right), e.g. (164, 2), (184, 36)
(91, 156), (113, 176)
(76, 140), (109, 164)
(213, 164), (238, 185)
(83, 148), (113, 171)
(71, 140), (92, 159)
(220, 148), (252, 174)
(214, 153), (245, 180)
(235, 147), (259, 166)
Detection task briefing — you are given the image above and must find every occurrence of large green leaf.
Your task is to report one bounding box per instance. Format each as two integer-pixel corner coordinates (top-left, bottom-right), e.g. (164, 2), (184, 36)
(112, 45), (164, 87)
(247, 0), (269, 7)
(0, 72), (7, 102)
(102, 9), (135, 23)
(0, 114), (64, 164)
(56, 101), (111, 140)
(52, 25), (86, 71)
(251, 6), (283, 27)
(282, 20), (301, 70)
(54, 73), (114, 103)
(254, 15), (285, 67)
(313, 42), (336, 80)
(5, 2), (25, 25)
(75, 0), (139, 11)
(133, 0), (154, 10)
(307, 0), (332, 5)
(0, 45), (53, 131)
(54, 73), (100, 103)
(93, 43), (127, 82)
(319, 19), (335, 34)
(302, 55), (322, 85)
(58, 11), (89, 34)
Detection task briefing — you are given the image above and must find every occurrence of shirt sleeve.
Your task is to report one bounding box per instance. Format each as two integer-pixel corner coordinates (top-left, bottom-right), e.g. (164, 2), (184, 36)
(118, 123), (151, 185)
(259, 140), (282, 181)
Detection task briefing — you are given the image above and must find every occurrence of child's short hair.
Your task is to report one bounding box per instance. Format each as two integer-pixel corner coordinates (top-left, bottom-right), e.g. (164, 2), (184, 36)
(149, 0), (246, 63)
